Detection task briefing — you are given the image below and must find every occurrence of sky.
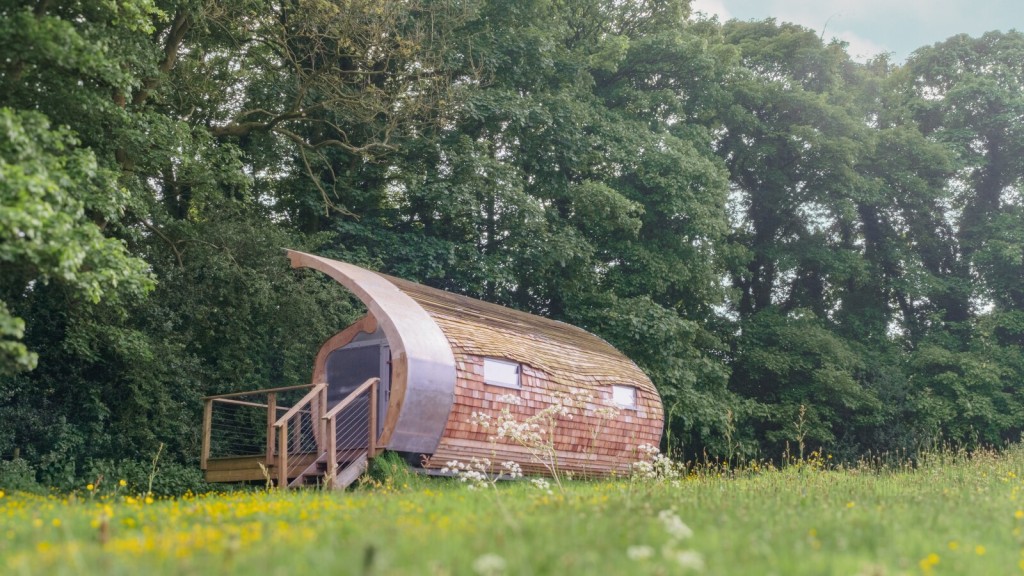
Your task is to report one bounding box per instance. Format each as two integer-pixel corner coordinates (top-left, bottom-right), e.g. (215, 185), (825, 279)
(690, 0), (1022, 62)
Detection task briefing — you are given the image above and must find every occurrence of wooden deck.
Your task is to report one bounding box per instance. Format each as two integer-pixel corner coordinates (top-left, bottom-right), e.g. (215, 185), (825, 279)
(204, 455), (284, 483)
(204, 449), (371, 483)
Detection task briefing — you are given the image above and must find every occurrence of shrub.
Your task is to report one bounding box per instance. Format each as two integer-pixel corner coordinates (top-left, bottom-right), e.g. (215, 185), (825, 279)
(0, 458), (44, 493)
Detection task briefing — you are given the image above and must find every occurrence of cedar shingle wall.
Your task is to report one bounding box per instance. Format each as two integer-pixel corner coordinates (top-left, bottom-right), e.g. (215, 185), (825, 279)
(382, 271), (664, 474)
(424, 353), (663, 476)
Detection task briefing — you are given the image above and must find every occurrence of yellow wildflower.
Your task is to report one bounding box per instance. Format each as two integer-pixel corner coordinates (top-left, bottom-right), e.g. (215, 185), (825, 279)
(919, 553), (940, 573)
(976, 545), (986, 556)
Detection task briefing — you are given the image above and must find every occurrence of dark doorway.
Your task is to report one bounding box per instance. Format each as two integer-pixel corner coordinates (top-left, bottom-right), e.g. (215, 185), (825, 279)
(325, 341), (389, 450)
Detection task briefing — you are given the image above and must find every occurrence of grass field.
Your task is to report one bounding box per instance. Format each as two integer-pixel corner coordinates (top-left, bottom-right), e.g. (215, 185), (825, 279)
(3, 448), (1024, 575)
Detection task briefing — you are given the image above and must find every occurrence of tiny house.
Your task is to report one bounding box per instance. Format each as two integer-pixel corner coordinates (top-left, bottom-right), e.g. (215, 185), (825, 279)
(201, 250), (663, 488)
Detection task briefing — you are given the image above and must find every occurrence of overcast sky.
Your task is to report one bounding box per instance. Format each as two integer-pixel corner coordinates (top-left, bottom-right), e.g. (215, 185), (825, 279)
(691, 0), (1022, 62)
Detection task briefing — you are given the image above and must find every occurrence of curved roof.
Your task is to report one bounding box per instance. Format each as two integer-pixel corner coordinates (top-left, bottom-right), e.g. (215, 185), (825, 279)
(384, 274), (657, 398)
(287, 250), (658, 452)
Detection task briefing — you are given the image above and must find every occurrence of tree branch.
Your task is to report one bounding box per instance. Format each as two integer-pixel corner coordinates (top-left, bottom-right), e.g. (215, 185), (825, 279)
(132, 10), (192, 107)
(137, 218), (184, 268)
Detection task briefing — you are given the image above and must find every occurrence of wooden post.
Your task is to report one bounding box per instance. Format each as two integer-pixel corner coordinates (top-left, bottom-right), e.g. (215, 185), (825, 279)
(201, 399), (213, 470)
(326, 414), (337, 488)
(317, 384), (327, 454)
(277, 422), (288, 489)
(368, 379), (378, 457)
(266, 393), (277, 467)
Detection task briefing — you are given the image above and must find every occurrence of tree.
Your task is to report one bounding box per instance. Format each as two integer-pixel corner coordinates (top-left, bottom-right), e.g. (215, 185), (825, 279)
(907, 32), (1024, 313)
(0, 1), (157, 366)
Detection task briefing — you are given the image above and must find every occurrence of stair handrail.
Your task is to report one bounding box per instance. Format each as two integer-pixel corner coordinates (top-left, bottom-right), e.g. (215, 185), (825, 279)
(323, 377), (379, 420)
(273, 382), (326, 427)
(273, 382), (327, 489)
(324, 377), (380, 488)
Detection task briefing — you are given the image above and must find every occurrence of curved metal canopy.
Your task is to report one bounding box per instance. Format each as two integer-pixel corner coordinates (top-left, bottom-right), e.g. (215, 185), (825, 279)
(287, 250), (457, 453)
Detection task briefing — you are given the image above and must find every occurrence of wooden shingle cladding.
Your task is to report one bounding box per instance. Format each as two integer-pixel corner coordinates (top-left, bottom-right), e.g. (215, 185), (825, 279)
(385, 274), (664, 475)
(288, 250), (664, 476)
(385, 274), (659, 399)
(426, 355), (663, 476)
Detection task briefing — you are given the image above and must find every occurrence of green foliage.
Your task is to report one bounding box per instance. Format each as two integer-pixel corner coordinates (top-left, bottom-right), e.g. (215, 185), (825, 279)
(0, 109), (153, 375)
(2, 0), (1023, 479)
(732, 310), (882, 455)
(0, 303), (32, 375)
(82, 459), (209, 498)
(0, 458), (43, 493)
(364, 451), (423, 490)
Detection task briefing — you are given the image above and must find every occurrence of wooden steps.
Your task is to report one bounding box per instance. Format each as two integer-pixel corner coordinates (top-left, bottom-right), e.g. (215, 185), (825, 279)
(332, 452), (368, 489)
(286, 450), (369, 489)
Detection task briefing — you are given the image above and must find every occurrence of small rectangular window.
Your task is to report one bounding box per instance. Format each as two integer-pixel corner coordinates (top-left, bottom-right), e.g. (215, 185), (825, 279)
(612, 385), (637, 409)
(484, 358), (520, 389)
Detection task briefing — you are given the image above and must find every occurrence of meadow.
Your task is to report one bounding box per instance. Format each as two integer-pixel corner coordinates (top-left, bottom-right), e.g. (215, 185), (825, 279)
(3, 448), (1024, 575)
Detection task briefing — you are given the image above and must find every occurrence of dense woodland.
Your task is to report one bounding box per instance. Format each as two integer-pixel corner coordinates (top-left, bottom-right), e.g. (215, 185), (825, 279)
(2, 0), (1023, 488)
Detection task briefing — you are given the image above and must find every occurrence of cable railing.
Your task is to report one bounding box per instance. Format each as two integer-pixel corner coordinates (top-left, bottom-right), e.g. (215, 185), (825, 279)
(324, 377), (380, 488)
(202, 378), (381, 489)
(201, 384), (319, 472)
(273, 383), (327, 488)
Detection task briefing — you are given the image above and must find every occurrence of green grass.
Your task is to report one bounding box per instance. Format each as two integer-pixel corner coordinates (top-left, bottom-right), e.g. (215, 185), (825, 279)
(3, 447), (1024, 575)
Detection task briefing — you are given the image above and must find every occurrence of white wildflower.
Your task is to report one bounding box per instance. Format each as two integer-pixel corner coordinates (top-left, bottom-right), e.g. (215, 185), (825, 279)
(669, 549), (705, 571)
(501, 460), (523, 479)
(444, 458), (492, 490)
(658, 510), (694, 541)
(497, 394), (522, 405)
(631, 444), (683, 482)
(472, 553), (507, 576)
(626, 545), (655, 561)
(440, 460), (465, 474)
(494, 416), (543, 444)
(530, 478), (552, 493)
(638, 443), (660, 458)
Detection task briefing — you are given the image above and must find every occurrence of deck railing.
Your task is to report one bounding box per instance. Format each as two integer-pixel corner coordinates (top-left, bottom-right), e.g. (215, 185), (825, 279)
(324, 377), (381, 485)
(273, 382), (327, 487)
(201, 384), (321, 474)
(202, 379), (382, 488)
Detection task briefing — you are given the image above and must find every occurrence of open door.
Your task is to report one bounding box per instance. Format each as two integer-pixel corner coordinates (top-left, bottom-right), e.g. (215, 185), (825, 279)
(324, 335), (390, 450)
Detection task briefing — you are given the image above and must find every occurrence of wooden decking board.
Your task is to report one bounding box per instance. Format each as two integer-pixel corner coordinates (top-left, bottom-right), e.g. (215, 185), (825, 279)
(204, 455), (270, 471)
